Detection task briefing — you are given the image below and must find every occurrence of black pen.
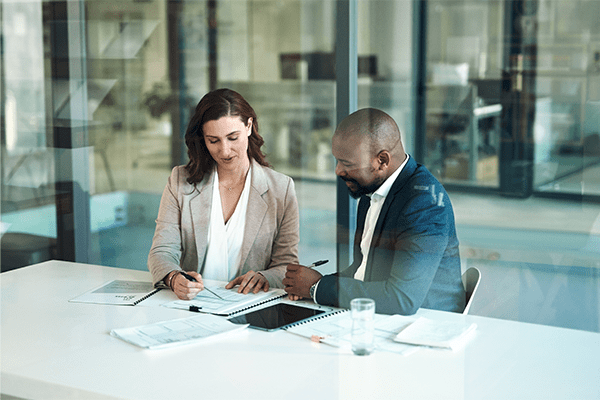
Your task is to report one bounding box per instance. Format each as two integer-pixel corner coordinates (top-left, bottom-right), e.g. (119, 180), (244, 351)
(189, 305), (202, 312)
(180, 271), (197, 282)
(308, 260), (329, 268)
(180, 271), (224, 300)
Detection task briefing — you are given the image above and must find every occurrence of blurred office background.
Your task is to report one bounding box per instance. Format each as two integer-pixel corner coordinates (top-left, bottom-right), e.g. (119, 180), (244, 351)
(2, 0), (599, 332)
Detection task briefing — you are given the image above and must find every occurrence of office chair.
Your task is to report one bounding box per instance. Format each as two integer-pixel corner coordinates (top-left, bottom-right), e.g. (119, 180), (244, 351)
(1, 232), (57, 272)
(1, 199), (58, 272)
(462, 267), (481, 315)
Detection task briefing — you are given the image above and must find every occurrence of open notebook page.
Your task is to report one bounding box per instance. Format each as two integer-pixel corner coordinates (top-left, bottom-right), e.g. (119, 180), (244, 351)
(163, 279), (287, 316)
(286, 312), (419, 355)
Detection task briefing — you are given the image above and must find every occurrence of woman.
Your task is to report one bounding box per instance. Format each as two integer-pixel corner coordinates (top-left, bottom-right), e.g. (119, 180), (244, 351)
(148, 88), (299, 300)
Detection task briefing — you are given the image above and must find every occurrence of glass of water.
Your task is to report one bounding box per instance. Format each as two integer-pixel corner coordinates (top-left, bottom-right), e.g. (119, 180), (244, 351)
(350, 298), (375, 355)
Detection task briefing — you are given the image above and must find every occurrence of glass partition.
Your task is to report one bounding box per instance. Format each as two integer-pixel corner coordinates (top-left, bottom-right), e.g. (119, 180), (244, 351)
(423, 0), (504, 189)
(418, 0), (600, 332)
(355, 1), (414, 155)
(214, 0), (338, 273)
(1, 0), (338, 274)
(2, 0), (59, 270)
(534, 0), (600, 196)
(421, 0), (600, 197)
(2, 0), (599, 334)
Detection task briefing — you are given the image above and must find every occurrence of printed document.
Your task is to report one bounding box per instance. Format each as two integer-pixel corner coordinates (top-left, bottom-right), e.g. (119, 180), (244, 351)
(163, 279), (287, 316)
(393, 317), (477, 350)
(110, 314), (248, 349)
(70, 280), (160, 306)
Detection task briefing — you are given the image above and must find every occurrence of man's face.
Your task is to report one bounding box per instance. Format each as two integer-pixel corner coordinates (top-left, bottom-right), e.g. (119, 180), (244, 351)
(332, 133), (384, 199)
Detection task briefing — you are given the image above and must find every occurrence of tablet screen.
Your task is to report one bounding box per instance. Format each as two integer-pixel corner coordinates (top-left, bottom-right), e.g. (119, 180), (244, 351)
(228, 303), (326, 331)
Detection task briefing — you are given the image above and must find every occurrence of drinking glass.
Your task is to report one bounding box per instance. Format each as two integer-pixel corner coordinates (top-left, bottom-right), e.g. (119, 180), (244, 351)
(350, 298), (375, 355)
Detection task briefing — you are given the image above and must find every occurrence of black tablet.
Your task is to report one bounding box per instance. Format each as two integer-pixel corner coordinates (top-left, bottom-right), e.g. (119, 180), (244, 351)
(228, 302), (326, 331)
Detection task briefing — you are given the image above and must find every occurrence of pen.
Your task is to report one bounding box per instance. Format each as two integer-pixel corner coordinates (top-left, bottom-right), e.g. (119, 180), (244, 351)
(180, 271), (225, 300)
(308, 260), (329, 268)
(189, 305), (202, 312)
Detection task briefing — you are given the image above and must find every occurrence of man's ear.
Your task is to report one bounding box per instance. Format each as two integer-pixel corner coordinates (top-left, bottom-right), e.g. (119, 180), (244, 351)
(376, 151), (391, 171)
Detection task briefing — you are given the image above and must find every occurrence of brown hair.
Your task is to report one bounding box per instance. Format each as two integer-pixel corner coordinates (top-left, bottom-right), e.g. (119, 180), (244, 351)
(184, 88), (270, 184)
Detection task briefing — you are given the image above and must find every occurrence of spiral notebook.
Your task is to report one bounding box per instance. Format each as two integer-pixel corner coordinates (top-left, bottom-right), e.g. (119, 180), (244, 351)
(70, 280), (161, 306)
(163, 280), (288, 316)
(228, 302), (346, 332)
(285, 312), (420, 355)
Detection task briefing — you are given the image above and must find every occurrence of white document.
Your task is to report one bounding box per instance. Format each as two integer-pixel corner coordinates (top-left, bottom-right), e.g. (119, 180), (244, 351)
(163, 280), (287, 316)
(393, 317), (477, 350)
(70, 280), (161, 306)
(285, 312), (419, 356)
(110, 314), (248, 350)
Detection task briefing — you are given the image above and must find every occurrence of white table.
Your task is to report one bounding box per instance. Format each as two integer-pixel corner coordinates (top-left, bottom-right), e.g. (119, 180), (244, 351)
(2, 260), (599, 400)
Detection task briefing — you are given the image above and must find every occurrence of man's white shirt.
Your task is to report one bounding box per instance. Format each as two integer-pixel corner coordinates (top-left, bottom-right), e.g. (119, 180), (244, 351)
(354, 155), (409, 281)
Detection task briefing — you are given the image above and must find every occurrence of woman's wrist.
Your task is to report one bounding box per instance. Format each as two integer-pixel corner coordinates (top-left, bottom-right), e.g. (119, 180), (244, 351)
(164, 270), (179, 290)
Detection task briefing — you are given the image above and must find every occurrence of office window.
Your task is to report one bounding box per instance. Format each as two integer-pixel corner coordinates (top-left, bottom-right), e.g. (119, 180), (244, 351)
(421, 0), (600, 198)
(356, 0), (415, 155)
(353, 0), (599, 332)
(2, 0), (599, 334)
(210, 0), (338, 272)
(1, 0), (337, 276)
(420, 0), (600, 332)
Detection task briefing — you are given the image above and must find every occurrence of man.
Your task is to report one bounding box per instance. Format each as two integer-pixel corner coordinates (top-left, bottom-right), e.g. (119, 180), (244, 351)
(283, 108), (465, 315)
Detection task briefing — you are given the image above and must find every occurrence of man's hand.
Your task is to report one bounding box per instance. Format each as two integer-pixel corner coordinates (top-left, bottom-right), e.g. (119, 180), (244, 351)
(283, 264), (322, 299)
(226, 271), (269, 294)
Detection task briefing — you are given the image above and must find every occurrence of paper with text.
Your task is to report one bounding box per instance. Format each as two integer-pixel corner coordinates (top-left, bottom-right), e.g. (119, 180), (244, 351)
(70, 280), (160, 306)
(163, 280), (287, 316)
(393, 317), (477, 350)
(110, 314), (248, 349)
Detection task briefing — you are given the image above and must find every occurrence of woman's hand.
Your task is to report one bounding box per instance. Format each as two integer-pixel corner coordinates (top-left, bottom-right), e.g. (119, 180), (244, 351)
(226, 271), (269, 294)
(171, 271), (204, 300)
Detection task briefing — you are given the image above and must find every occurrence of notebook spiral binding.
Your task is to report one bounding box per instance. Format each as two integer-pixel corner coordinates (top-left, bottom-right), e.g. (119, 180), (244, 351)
(284, 308), (348, 329)
(132, 288), (162, 305)
(227, 292), (288, 316)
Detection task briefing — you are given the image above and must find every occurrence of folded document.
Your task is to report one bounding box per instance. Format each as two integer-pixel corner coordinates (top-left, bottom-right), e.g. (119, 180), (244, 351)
(393, 317), (477, 350)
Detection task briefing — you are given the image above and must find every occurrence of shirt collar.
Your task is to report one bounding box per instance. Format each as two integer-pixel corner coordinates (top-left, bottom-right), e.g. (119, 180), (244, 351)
(368, 154), (410, 201)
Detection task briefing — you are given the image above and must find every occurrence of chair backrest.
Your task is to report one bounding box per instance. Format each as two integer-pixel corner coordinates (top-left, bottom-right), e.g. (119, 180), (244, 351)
(462, 267), (481, 315)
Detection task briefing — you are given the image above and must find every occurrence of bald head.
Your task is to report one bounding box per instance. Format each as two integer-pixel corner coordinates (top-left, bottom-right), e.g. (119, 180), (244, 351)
(334, 108), (405, 162)
(332, 109), (407, 196)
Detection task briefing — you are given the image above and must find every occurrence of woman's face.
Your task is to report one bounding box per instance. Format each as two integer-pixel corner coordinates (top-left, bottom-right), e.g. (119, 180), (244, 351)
(203, 115), (252, 171)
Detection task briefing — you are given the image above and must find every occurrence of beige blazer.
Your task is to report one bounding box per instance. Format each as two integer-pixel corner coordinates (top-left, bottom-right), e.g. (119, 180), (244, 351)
(148, 160), (299, 288)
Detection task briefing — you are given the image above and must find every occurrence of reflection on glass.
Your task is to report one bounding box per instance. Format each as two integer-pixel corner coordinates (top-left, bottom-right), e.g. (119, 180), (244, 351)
(2, 0), (599, 334)
(421, 0), (600, 196)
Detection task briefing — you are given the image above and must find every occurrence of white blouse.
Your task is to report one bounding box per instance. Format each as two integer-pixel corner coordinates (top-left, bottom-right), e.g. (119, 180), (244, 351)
(202, 167), (251, 281)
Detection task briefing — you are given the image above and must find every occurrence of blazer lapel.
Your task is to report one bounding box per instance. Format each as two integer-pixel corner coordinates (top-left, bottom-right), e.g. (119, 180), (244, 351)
(189, 171), (214, 270)
(365, 156), (417, 280)
(239, 161), (268, 271)
(372, 156), (416, 236)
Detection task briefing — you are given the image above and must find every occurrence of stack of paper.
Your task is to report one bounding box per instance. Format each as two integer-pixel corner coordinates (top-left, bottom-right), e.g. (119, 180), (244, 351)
(393, 317), (477, 350)
(110, 314), (248, 350)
